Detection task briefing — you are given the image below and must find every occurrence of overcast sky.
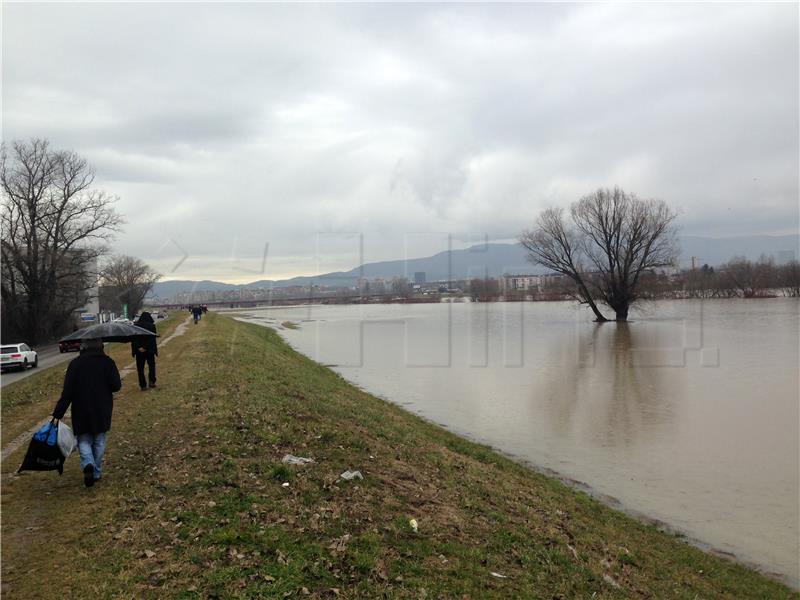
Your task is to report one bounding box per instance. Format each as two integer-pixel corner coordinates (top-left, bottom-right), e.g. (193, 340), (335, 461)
(3, 2), (798, 282)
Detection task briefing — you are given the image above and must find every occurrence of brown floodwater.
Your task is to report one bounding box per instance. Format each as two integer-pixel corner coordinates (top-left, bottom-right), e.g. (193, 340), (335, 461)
(238, 298), (799, 585)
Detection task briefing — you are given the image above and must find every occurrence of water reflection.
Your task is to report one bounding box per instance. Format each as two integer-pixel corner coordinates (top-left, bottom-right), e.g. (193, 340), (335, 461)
(536, 322), (681, 451)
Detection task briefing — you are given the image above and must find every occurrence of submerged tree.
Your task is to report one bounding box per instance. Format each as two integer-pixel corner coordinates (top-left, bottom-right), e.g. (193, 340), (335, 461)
(99, 255), (161, 317)
(469, 277), (499, 301)
(1, 139), (123, 342)
(720, 255), (789, 298)
(781, 260), (800, 297)
(519, 187), (678, 321)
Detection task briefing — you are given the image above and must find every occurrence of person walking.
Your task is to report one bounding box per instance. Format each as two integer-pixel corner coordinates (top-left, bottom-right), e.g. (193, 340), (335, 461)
(52, 338), (122, 487)
(132, 311), (158, 390)
(192, 305), (202, 324)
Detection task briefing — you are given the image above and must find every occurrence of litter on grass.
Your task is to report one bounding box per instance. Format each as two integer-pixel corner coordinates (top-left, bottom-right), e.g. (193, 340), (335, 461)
(340, 470), (363, 481)
(282, 454), (314, 465)
(490, 572), (508, 579)
(329, 534), (351, 553)
(409, 518), (419, 533)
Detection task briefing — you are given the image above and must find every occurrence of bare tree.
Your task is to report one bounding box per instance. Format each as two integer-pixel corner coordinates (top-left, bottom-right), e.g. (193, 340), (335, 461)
(519, 187), (678, 321)
(781, 260), (800, 297)
(1, 139), (123, 343)
(99, 255), (161, 318)
(390, 277), (412, 298)
(681, 264), (719, 298)
(469, 277), (499, 301)
(721, 255), (777, 298)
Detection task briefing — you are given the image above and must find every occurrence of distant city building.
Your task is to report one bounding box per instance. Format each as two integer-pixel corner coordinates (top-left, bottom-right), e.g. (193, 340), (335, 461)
(373, 278), (386, 294)
(414, 271), (426, 284)
(500, 274), (542, 294)
(654, 264), (680, 277)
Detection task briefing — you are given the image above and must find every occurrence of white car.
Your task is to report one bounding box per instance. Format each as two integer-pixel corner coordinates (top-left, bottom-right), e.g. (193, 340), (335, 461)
(1, 343), (38, 371)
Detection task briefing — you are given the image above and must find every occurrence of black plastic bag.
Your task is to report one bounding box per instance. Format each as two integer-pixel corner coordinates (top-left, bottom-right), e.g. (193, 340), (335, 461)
(17, 420), (65, 475)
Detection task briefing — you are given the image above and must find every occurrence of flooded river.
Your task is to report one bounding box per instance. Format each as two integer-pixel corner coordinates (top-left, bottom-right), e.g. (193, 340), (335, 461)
(237, 299), (799, 584)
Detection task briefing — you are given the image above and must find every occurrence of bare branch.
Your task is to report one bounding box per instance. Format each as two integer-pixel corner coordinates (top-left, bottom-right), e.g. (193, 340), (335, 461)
(1, 138), (124, 343)
(520, 187), (678, 321)
(99, 254), (161, 317)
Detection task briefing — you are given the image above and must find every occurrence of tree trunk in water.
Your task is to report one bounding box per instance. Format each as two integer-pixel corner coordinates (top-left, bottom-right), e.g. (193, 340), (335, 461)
(576, 282), (609, 322)
(586, 298), (609, 322)
(615, 304), (629, 322)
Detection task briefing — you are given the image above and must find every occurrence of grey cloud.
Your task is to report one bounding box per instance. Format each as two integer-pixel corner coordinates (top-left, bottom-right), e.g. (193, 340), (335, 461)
(2, 3), (797, 281)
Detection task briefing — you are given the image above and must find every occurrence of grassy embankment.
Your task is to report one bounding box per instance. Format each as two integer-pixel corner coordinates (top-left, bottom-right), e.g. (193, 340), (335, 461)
(1, 313), (796, 599)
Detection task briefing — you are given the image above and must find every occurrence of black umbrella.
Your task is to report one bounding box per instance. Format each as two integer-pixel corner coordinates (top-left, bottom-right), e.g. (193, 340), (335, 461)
(59, 321), (159, 343)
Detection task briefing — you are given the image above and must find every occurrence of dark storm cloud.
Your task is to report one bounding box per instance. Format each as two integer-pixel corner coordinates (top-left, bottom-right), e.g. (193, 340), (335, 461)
(2, 3), (797, 281)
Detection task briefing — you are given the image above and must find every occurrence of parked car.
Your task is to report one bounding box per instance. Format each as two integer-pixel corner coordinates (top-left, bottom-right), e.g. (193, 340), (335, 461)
(1, 343), (38, 371)
(59, 339), (82, 353)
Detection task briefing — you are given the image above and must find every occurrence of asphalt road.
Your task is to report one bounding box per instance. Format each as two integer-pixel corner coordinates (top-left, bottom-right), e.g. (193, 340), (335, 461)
(0, 343), (76, 388)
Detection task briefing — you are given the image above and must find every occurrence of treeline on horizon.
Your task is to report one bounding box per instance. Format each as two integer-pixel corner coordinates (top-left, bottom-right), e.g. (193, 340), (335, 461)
(471, 255), (800, 301)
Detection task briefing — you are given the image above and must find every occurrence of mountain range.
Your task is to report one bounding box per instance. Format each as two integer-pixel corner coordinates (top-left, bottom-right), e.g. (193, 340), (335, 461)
(149, 234), (799, 298)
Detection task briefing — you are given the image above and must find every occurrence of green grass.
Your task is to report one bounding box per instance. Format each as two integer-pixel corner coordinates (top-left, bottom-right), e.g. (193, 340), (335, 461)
(1, 313), (796, 599)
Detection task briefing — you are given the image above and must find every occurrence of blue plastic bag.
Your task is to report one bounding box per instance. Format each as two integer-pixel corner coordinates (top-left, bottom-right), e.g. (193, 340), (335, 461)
(33, 421), (58, 446)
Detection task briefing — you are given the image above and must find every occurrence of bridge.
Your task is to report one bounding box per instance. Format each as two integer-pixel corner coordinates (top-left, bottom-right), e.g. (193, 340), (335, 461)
(145, 293), (448, 310)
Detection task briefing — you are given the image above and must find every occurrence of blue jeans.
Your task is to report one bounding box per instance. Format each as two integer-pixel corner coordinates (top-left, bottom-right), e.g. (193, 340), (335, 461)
(77, 432), (107, 480)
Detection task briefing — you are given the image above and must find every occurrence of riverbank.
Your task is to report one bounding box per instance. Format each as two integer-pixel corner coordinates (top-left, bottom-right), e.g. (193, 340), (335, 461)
(1, 313), (795, 598)
(237, 299), (800, 585)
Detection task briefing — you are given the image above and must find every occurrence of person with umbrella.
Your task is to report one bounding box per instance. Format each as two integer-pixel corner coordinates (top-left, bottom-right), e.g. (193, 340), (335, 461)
(55, 322), (157, 486)
(52, 338), (122, 487)
(132, 311), (158, 390)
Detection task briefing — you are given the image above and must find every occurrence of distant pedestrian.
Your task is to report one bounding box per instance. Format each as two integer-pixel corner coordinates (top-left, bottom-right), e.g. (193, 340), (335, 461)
(132, 311), (158, 390)
(52, 338), (121, 487)
(192, 306), (202, 324)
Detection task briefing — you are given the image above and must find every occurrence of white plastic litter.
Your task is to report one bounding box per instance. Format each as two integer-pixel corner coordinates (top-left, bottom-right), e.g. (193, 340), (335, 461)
(56, 421), (77, 457)
(490, 572), (508, 579)
(409, 518), (418, 533)
(282, 454), (314, 465)
(339, 470), (363, 481)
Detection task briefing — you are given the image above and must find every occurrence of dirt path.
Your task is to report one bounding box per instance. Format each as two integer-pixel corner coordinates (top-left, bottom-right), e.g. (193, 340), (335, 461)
(0, 317), (192, 463)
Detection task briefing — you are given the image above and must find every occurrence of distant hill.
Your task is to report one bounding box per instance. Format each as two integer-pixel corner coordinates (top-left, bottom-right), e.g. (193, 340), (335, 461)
(148, 243), (549, 298)
(678, 235), (798, 267)
(147, 279), (243, 300)
(149, 234), (800, 298)
(245, 242), (546, 288)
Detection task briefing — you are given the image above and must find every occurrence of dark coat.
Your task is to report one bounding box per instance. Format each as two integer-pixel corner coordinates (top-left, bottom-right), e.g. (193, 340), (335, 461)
(131, 315), (158, 357)
(52, 350), (122, 435)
